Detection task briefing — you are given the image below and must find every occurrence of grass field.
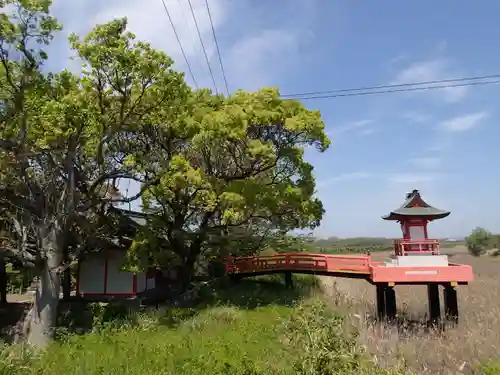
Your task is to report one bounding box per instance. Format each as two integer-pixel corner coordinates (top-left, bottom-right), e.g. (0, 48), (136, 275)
(321, 246), (500, 375)
(0, 275), (408, 375)
(2, 245), (498, 374)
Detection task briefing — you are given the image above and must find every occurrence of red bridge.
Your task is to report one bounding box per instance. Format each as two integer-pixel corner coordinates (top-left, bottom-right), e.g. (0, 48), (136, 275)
(226, 252), (371, 278)
(225, 190), (475, 325)
(225, 250), (473, 325)
(225, 251), (473, 284)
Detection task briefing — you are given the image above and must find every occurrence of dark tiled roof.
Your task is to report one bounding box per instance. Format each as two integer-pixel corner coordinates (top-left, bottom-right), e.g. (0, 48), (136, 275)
(382, 189), (450, 221)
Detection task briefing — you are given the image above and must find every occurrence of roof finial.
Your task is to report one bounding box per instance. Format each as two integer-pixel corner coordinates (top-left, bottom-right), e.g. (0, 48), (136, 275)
(406, 189), (420, 199)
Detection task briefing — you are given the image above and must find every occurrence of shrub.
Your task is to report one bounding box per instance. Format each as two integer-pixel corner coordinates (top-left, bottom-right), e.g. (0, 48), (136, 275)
(284, 298), (407, 375)
(466, 227), (492, 256)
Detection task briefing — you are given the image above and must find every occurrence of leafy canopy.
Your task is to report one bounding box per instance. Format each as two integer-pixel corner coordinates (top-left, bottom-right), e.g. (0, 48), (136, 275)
(129, 87), (330, 274)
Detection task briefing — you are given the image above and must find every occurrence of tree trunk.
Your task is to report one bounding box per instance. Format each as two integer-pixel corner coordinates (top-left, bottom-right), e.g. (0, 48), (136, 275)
(26, 238), (62, 349)
(62, 267), (71, 300)
(180, 254), (197, 289)
(0, 256), (7, 306)
(62, 248), (71, 300)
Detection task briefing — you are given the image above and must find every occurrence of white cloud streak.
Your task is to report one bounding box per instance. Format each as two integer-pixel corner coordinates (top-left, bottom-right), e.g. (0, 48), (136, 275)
(388, 173), (442, 184)
(227, 29), (304, 91)
(328, 119), (374, 137)
(318, 172), (371, 187)
(392, 58), (467, 103)
(49, 0), (314, 92)
(440, 112), (489, 132)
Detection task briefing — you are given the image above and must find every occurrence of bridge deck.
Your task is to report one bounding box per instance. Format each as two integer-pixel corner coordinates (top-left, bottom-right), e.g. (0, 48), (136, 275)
(225, 252), (473, 285)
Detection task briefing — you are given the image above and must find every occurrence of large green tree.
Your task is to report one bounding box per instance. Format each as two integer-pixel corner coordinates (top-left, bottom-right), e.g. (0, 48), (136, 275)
(130, 89), (330, 284)
(0, 0), (189, 347)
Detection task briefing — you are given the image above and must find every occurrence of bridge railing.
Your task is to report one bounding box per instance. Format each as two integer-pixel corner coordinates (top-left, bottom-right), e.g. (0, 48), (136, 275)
(225, 252), (372, 275)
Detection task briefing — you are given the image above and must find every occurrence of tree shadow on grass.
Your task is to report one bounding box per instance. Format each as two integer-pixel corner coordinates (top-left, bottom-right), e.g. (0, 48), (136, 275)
(56, 298), (141, 340)
(192, 274), (317, 309)
(154, 274), (318, 328)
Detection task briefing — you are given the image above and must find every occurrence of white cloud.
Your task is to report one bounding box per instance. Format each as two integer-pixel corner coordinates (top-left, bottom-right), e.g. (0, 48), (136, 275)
(318, 172), (371, 186)
(359, 128), (375, 136)
(392, 58), (467, 103)
(401, 111), (431, 124)
(228, 29), (305, 91)
(50, 0), (229, 89)
(387, 53), (408, 67)
(50, 0), (313, 92)
(388, 173), (441, 184)
(94, 0), (226, 61)
(408, 157), (441, 169)
(440, 112), (489, 132)
(328, 119), (374, 137)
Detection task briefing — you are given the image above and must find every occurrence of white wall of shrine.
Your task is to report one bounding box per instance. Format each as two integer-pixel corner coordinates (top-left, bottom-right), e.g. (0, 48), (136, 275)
(78, 250), (152, 297)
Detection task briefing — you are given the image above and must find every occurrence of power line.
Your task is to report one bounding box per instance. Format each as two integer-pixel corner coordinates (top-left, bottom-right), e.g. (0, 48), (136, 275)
(282, 78), (500, 101)
(187, 0), (219, 94)
(160, 0), (199, 89)
(204, 0), (230, 96)
(281, 74), (500, 99)
(176, 0), (204, 75)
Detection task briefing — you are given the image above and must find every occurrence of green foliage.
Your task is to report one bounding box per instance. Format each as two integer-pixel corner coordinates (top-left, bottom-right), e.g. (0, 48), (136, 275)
(287, 299), (364, 373)
(5, 265), (34, 293)
(0, 1), (199, 348)
(286, 299), (406, 375)
(0, 0), (331, 348)
(490, 234), (500, 250)
(466, 227), (492, 256)
(131, 88), (330, 279)
(479, 360), (500, 375)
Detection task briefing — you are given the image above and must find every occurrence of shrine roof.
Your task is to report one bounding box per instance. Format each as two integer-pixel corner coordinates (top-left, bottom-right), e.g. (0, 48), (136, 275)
(382, 189), (450, 221)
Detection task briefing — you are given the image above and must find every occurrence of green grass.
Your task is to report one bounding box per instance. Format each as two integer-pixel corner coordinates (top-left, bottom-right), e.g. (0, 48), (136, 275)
(0, 275), (406, 375)
(479, 361), (500, 375)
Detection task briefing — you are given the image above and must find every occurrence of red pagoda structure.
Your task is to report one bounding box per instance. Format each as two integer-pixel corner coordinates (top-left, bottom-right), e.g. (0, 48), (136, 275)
(382, 189), (450, 256)
(377, 189), (463, 324)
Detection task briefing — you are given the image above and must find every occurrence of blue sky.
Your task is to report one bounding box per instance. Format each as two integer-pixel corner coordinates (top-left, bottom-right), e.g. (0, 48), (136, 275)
(43, 0), (500, 238)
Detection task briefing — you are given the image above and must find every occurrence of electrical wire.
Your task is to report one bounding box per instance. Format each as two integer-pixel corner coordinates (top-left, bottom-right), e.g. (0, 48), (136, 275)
(187, 0), (219, 93)
(283, 78), (500, 101)
(204, 0), (230, 96)
(160, 0), (199, 89)
(176, 0), (204, 75)
(281, 74), (500, 99)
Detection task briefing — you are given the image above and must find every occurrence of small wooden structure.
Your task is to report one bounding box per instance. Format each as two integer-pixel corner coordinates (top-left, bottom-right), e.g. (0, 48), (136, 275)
(75, 208), (177, 300)
(377, 189), (468, 324)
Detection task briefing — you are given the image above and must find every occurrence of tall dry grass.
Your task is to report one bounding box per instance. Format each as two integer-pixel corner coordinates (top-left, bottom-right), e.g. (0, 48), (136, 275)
(321, 246), (500, 375)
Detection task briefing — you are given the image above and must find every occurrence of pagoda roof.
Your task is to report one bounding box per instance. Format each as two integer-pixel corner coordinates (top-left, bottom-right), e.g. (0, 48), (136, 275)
(382, 189), (450, 221)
